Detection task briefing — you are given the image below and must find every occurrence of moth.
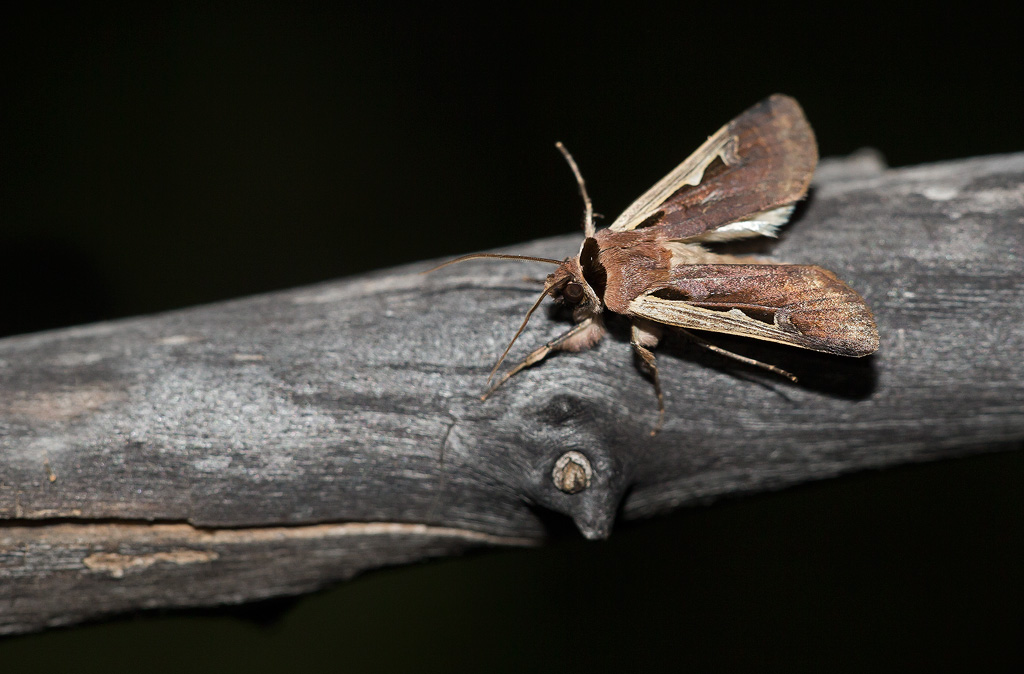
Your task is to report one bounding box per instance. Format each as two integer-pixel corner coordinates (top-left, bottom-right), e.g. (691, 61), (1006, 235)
(430, 94), (878, 431)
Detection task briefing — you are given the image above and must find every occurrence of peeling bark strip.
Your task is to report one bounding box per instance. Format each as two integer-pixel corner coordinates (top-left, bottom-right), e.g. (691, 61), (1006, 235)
(0, 521), (534, 633)
(83, 549), (220, 579)
(1, 152), (1024, 634)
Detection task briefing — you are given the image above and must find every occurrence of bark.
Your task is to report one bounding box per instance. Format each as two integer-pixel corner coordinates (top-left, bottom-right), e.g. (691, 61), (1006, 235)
(2, 150), (1022, 634)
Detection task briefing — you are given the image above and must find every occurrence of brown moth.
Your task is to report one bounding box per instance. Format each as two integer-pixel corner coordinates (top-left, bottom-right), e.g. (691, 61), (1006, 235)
(430, 94), (879, 432)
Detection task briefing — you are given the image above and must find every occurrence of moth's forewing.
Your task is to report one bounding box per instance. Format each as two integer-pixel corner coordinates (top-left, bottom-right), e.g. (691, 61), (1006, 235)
(628, 264), (879, 356)
(609, 94), (817, 240)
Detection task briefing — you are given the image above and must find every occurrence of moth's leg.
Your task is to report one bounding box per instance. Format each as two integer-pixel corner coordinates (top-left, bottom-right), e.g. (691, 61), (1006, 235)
(631, 319), (665, 436)
(679, 329), (798, 382)
(482, 316), (606, 400)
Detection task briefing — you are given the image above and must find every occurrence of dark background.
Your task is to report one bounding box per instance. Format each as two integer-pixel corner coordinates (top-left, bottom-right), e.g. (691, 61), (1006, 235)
(1, 3), (1021, 671)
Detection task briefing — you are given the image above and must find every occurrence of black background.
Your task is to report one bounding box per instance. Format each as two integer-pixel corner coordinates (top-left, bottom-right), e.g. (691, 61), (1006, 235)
(2, 3), (1021, 671)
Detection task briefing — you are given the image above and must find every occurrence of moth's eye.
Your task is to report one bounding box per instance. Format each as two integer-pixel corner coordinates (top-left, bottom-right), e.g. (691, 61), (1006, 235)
(563, 282), (585, 304)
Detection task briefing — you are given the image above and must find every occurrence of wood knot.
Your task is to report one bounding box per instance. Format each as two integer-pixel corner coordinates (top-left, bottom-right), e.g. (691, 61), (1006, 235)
(552, 451), (592, 494)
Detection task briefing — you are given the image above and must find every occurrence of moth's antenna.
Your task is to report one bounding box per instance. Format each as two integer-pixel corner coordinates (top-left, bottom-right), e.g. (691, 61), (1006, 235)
(555, 142), (595, 238)
(422, 253), (562, 274)
(487, 284), (556, 385)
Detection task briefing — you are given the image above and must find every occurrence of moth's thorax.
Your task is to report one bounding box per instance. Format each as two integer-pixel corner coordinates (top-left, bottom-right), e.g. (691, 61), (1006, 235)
(591, 228), (675, 314)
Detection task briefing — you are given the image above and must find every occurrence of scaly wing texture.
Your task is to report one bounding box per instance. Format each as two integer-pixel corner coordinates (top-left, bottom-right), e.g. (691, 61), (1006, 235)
(609, 94), (817, 241)
(628, 264), (878, 356)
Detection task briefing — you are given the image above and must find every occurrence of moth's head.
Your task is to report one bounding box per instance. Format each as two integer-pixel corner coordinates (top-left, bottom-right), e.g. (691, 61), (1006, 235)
(545, 237), (604, 317)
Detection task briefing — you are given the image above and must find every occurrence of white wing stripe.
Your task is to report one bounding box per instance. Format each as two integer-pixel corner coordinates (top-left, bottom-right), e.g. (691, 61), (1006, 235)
(608, 132), (739, 232)
(628, 294), (816, 351)
(686, 205), (796, 242)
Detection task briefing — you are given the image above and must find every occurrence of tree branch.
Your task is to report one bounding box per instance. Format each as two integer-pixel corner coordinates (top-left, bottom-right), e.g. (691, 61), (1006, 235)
(2, 151), (1022, 634)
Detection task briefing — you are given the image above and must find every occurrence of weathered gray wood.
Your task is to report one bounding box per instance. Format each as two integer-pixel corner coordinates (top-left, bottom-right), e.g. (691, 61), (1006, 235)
(1, 151), (1022, 634)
